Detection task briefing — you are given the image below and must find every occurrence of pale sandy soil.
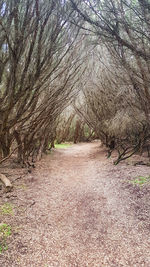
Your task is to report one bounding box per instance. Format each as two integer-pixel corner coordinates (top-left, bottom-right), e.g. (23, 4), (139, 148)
(0, 142), (150, 267)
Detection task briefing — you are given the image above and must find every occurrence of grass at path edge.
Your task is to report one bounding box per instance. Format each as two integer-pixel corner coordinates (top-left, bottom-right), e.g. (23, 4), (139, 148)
(54, 143), (72, 149)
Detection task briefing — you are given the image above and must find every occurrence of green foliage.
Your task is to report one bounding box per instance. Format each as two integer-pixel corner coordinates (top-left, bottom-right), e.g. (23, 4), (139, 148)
(131, 176), (150, 186)
(0, 223), (11, 253)
(54, 143), (72, 149)
(0, 203), (14, 215)
(0, 244), (8, 253)
(84, 124), (91, 137)
(0, 224), (11, 238)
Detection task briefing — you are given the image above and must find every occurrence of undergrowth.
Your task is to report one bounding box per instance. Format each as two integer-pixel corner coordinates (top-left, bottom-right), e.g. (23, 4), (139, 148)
(131, 176), (150, 186)
(0, 223), (11, 253)
(0, 203), (14, 215)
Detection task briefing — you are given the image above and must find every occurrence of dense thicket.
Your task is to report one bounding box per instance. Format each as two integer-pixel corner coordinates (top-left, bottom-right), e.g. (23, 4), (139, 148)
(70, 0), (150, 163)
(55, 106), (94, 144)
(0, 0), (150, 166)
(0, 0), (86, 165)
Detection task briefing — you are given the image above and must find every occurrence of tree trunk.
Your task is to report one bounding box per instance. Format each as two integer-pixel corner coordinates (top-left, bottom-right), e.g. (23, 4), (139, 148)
(14, 130), (23, 163)
(74, 120), (80, 144)
(0, 135), (11, 157)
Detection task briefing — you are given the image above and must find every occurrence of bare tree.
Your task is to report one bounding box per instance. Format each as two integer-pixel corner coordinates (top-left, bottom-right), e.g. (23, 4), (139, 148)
(69, 0), (150, 163)
(0, 0), (87, 164)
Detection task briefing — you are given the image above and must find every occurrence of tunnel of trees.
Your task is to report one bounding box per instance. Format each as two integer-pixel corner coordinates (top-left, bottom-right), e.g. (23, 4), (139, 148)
(0, 0), (150, 168)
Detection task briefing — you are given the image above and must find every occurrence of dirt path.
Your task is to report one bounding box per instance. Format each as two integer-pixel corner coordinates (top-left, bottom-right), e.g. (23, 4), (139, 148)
(0, 142), (150, 266)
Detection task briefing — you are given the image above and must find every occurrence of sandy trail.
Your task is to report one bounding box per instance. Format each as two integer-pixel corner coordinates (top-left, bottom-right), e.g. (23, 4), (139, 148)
(0, 142), (150, 266)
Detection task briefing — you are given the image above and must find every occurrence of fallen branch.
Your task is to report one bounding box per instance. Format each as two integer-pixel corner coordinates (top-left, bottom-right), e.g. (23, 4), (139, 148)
(0, 174), (13, 192)
(134, 161), (150, 166)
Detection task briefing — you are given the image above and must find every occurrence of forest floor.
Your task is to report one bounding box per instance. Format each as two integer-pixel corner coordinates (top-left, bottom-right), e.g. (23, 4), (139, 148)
(0, 142), (150, 267)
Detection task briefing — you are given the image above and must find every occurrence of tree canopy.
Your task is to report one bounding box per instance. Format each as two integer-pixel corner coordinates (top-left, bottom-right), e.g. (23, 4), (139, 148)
(0, 0), (150, 165)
